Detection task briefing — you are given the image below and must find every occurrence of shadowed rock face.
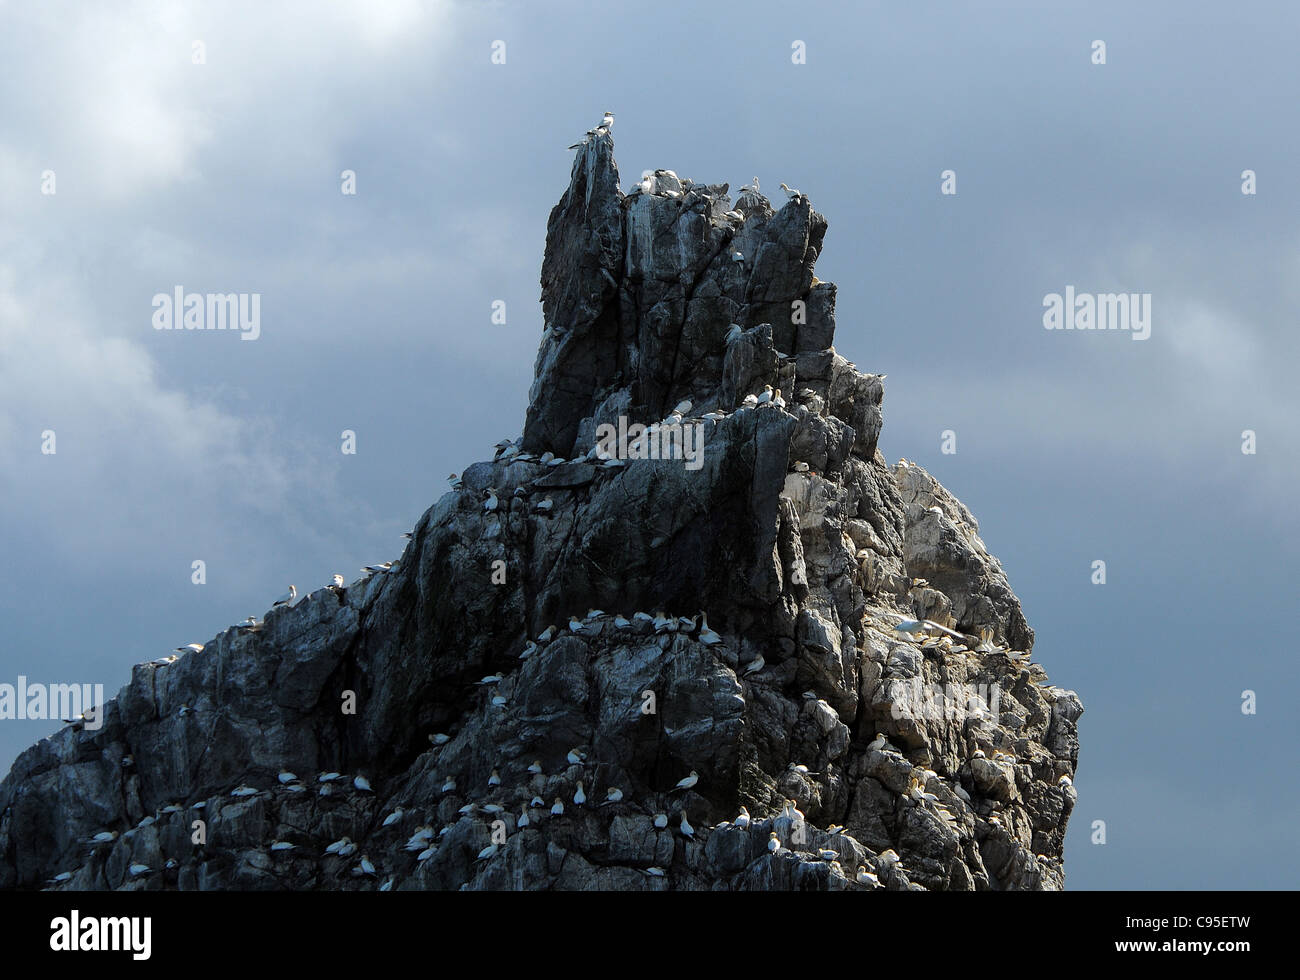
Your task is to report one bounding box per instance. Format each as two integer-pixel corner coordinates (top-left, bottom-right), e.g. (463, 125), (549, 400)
(0, 132), (1081, 892)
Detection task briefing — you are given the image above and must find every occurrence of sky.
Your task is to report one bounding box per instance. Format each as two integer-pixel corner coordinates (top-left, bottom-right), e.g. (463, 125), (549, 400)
(1, 0), (1296, 890)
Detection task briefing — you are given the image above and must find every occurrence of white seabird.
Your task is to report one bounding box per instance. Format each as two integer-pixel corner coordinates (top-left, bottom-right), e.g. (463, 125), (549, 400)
(679, 811), (695, 838)
(270, 840), (295, 852)
(534, 498), (553, 513)
(855, 866), (879, 886)
(519, 640), (538, 660)
(174, 643), (203, 654)
(382, 807), (405, 827)
(331, 574), (345, 588)
(742, 655), (764, 676)
(573, 781), (586, 806)
(278, 771), (298, 785)
(653, 813), (669, 829)
(273, 585), (297, 607)
(779, 182), (804, 201)
(318, 771), (342, 783)
(483, 488), (499, 513)
(477, 842), (499, 861)
(527, 760), (543, 774)
(734, 806), (751, 829)
(325, 837), (351, 855)
(129, 864), (151, 877)
(613, 615), (631, 629)
(448, 473), (462, 489)
(417, 846), (436, 862)
(566, 747), (586, 765)
(518, 808), (530, 828)
(645, 867), (666, 877)
(430, 732), (451, 746)
(568, 616), (586, 633)
(488, 768), (501, 787)
(1058, 774), (1073, 787)
(353, 775), (372, 793)
(550, 798), (564, 816)
(605, 787), (623, 803)
(732, 250), (744, 263)
(538, 626), (557, 642)
(477, 674), (503, 686)
(231, 785), (258, 798)
(741, 393), (759, 408)
(672, 771), (699, 792)
(441, 777), (457, 793)
(404, 827), (433, 851)
(756, 385), (774, 405)
(767, 832), (780, 853)
(773, 389), (786, 409)
(358, 855), (377, 876)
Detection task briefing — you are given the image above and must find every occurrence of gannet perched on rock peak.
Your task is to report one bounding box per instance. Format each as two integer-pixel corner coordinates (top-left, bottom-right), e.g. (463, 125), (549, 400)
(672, 770), (699, 792)
(679, 811), (695, 838)
(273, 585), (297, 607)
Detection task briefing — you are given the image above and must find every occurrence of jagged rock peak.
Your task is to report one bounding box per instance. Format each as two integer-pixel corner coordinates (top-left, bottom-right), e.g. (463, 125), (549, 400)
(0, 129), (1080, 893)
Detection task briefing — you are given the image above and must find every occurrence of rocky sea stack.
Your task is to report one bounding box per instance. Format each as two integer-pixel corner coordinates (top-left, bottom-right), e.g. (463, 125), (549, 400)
(0, 131), (1082, 891)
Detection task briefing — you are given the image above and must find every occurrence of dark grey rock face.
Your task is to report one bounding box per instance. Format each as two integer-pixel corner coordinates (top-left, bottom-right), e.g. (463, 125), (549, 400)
(0, 131), (1081, 892)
